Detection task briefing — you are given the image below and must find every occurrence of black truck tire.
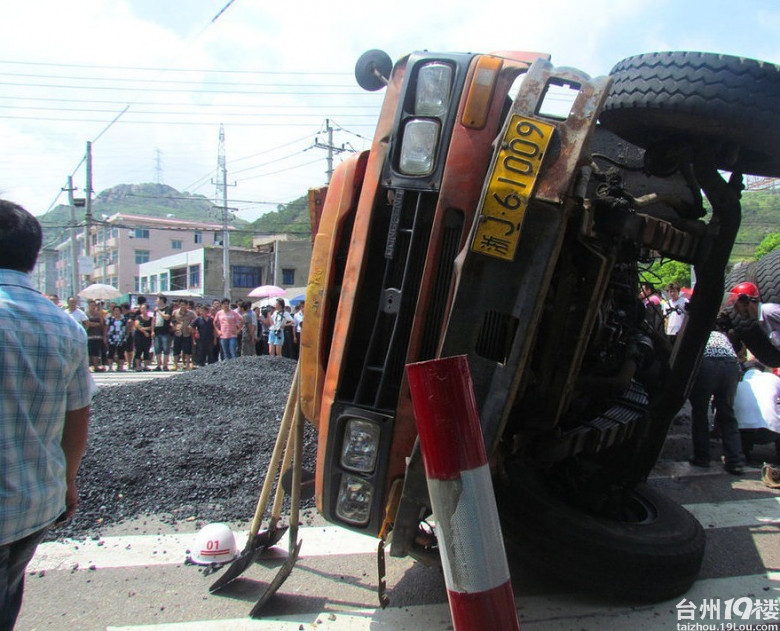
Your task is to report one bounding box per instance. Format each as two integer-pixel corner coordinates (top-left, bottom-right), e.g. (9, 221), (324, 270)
(497, 468), (705, 602)
(755, 248), (780, 304)
(725, 249), (780, 305)
(600, 51), (780, 177)
(725, 261), (757, 297)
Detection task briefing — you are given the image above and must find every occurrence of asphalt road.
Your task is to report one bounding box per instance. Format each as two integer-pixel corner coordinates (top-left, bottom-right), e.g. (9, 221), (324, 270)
(15, 370), (780, 631)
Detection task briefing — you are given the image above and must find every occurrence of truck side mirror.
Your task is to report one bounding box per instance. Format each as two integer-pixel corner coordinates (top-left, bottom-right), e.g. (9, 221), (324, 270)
(355, 49), (392, 92)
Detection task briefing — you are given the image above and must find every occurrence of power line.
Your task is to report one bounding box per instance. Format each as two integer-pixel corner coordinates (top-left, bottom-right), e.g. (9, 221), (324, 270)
(0, 80), (373, 96)
(0, 104), (378, 119)
(0, 95), (377, 109)
(0, 114), (377, 127)
(0, 106), (378, 123)
(236, 157), (325, 182)
(0, 59), (351, 76)
(231, 148), (314, 176)
(0, 71), (357, 88)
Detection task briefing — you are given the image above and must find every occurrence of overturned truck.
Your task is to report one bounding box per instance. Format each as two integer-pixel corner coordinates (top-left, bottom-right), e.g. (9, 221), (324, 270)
(299, 49), (780, 601)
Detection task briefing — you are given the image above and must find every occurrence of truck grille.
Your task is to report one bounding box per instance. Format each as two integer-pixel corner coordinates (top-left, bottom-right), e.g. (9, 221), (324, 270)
(340, 189), (458, 411)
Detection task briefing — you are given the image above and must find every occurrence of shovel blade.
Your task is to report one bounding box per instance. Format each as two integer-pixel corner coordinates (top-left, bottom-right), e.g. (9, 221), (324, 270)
(252, 525), (288, 551)
(248, 538), (303, 618)
(209, 526), (289, 593)
(208, 547), (256, 593)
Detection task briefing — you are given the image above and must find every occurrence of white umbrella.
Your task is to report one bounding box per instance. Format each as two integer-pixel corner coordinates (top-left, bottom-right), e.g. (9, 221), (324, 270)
(247, 284), (285, 299)
(78, 283), (122, 300)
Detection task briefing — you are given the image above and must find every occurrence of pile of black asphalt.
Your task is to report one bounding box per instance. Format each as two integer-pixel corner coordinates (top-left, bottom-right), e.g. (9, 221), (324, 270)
(48, 356), (317, 541)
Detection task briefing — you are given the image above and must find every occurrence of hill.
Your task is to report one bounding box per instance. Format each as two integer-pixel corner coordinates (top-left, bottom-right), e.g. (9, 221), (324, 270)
(247, 189), (778, 259)
(37, 183), (777, 260)
(250, 194), (311, 237)
(38, 183), (255, 248)
(731, 189), (780, 261)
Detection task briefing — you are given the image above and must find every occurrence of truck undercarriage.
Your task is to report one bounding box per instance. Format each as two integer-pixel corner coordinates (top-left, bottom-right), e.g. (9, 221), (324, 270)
(300, 48), (780, 601)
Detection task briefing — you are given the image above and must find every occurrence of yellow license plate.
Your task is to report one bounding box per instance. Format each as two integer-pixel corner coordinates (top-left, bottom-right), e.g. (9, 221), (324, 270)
(471, 114), (554, 261)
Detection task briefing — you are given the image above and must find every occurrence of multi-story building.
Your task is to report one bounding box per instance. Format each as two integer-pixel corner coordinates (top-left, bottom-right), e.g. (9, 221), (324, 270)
(51, 213), (226, 297)
(54, 233), (85, 300)
(31, 247), (58, 297)
(137, 236), (312, 304)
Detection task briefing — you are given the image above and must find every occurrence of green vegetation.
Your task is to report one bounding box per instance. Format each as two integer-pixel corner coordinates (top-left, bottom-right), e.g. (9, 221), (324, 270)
(754, 233), (780, 259)
(37, 183), (778, 260)
(732, 190), (780, 260)
(249, 195), (311, 237)
(640, 260), (692, 290)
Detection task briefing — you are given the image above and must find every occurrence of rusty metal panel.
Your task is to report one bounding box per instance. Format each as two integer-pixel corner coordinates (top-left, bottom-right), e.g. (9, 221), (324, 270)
(509, 59), (612, 204)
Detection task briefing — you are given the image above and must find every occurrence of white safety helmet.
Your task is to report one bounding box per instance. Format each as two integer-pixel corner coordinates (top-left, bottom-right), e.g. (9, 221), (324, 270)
(189, 523), (238, 565)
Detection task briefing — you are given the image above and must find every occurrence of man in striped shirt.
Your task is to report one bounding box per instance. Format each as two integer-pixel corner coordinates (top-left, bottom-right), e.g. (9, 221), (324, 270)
(0, 200), (92, 630)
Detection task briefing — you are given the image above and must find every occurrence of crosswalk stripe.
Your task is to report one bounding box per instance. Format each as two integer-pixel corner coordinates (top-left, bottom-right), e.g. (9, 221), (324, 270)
(683, 497), (780, 529)
(104, 572), (780, 630)
(92, 372), (176, 387)
(650, 460), (761, 479)
(29, 494), (780, 574)
(28, 526), (379, 573)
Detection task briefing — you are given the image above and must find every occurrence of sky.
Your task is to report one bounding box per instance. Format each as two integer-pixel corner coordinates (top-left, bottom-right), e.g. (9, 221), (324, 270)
(1, 0), (779, 225)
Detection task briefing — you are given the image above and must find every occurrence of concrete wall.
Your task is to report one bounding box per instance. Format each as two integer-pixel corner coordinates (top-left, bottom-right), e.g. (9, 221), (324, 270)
(137, 239), (312, 304)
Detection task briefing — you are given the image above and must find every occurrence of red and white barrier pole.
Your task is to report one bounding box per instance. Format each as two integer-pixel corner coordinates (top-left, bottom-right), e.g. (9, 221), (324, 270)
(406, 355), (521, 631)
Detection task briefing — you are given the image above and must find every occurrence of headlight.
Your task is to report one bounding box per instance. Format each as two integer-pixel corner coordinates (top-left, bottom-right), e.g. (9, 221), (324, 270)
(415, 62), (453, 117)
(340, 419), (381, 473)
(399, 119), (440, 175)
(335, 475), (374, 525)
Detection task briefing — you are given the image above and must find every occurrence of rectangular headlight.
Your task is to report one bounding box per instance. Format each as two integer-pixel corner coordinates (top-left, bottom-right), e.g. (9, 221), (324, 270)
(335, 475), (374, 526)
(340, 419), (381, 473)
(399, 119), (440, 176)
(415, 62), (453, 118)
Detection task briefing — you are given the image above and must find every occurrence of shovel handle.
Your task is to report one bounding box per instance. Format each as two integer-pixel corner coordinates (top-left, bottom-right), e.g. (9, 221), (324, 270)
(248, 364), (300, 539)
(267, 415), (295, 531)
(288, 397), (304, 542)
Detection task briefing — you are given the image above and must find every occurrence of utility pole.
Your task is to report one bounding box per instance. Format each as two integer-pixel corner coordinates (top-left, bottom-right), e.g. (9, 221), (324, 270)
(313, 119), (349, 183)
(63, 176), (81, 297)
(154, 148), (163, 184)
(212, 124), (236, 299)
(85, 141), (93, 259)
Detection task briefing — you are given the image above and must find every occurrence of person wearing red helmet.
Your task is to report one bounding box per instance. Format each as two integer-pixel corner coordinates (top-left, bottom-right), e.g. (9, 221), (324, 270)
(729, 282), (780, 353)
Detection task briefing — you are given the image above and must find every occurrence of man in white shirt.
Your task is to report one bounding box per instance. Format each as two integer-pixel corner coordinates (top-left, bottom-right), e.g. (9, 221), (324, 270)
(664, 284), (687, 344)
(66, 296), (88, 329)
(735, 363), (780, 463)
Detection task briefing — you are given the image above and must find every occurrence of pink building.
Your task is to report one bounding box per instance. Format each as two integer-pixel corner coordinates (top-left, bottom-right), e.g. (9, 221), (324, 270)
(55, 213), (227, 296)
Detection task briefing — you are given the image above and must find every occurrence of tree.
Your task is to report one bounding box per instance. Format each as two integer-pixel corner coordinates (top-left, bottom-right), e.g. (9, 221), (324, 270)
(640, 259), (691, 290)
(755, 233), (780, 259)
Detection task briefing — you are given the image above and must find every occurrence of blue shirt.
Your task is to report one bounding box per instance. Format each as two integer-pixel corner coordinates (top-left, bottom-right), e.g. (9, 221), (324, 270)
(0, 269), (92, 544)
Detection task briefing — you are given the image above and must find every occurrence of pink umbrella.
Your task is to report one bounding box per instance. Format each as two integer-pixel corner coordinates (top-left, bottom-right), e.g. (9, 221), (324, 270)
(248, 284), (285, 299)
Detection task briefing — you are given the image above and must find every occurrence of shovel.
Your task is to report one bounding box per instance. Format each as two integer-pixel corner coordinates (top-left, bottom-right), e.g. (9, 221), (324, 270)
(209, 365), (300, 593)
(249, 396), (305, 617)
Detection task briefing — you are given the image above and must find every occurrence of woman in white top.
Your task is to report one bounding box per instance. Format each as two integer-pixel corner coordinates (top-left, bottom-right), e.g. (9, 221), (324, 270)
(268, 298), (293, 357)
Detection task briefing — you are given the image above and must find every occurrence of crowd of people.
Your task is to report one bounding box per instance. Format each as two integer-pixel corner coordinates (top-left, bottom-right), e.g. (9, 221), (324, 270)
(641, 280), (780, 476)
(52, 294), (305, 372)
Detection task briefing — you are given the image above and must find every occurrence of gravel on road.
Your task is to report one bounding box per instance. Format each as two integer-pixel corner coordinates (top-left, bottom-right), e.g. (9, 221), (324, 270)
(49, 356), (317, 541)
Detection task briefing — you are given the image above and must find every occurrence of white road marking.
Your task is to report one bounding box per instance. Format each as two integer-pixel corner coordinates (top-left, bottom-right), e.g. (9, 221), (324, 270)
(683, 497), (780, 529)
(105, 573), (780, 630)
(30, 494), (780, 574)
(91, 371), (177, 387)
(28, 526), (379, 573)
(650, 460), (762, 479)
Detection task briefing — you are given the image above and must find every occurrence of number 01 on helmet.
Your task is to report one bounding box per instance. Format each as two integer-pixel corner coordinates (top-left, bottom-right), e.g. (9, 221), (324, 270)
(189, 523), (238, 565)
